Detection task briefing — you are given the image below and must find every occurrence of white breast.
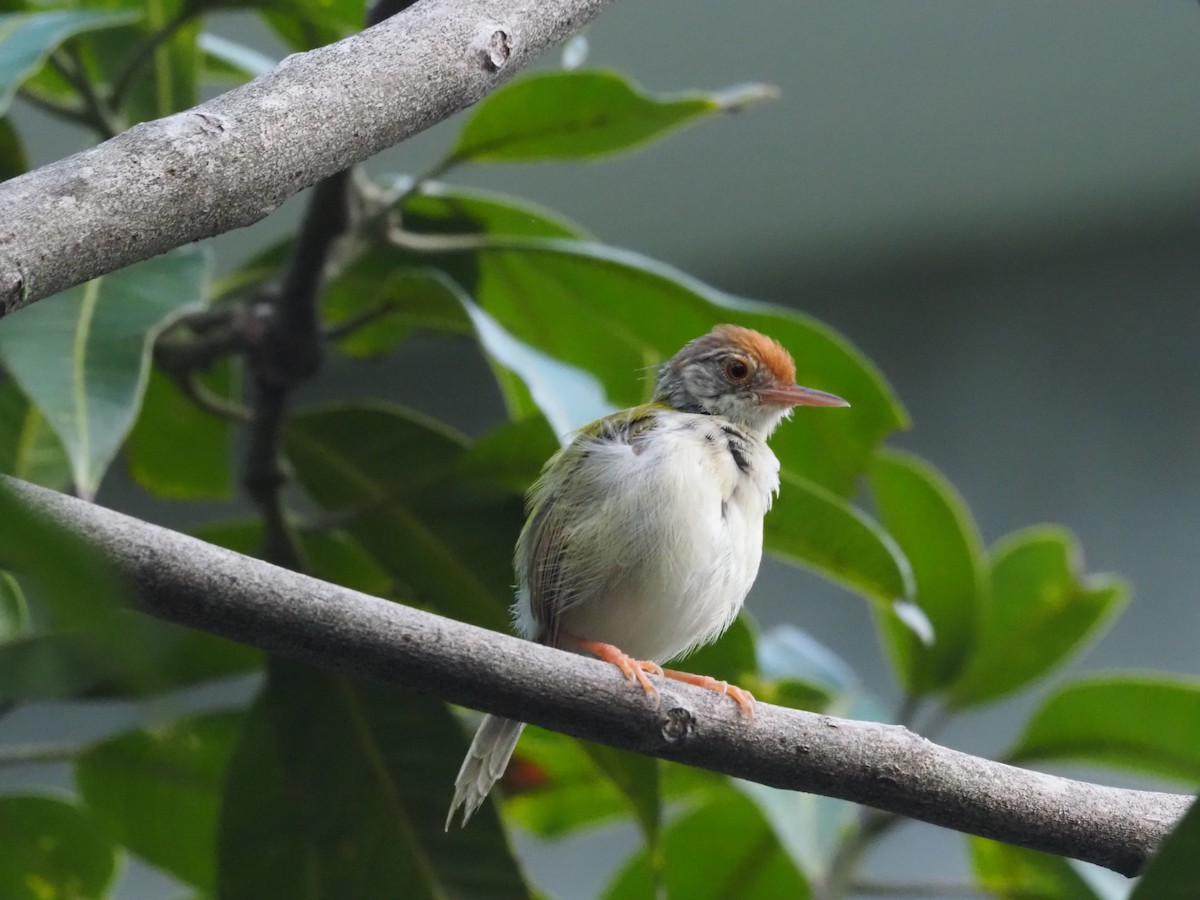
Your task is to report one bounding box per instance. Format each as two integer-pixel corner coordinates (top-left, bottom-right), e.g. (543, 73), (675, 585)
(516, 411), (779, 663)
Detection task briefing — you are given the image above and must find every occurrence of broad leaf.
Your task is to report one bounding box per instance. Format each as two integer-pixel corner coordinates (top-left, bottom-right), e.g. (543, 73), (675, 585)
(461, 298), (615, 437)
(0, 795), (117, 900)
(603, 787), (810, 899)
(1009, 675), (1200, 783)
(218, 660), (529, 899)
(262, 0), (365, 51)
(0, 9), (137, 116)
(502, 725), (644, 838)
(868, 448), (985, 694)
(767, 472), (915, 612)
(0, 614), (262, 704)
(0, 247), (211, 497)
(325, 186), (585, 358)
(1132, 796), (1200, 899)
(126, 362), (236, 500)
(757, 624), (860, 695)
(583, 744), (660, 843)
(76, 711), (243, 891)
(948, 527), (1128, 708)
(196, 519), (395, 599)
(430, 239), (904, 495)
(970, 837), (1101, 900)
(448, 70), (776, 165)
(0, 380), (71, 489)
(284, 403), (520, 630)
(455, 415), (558, 495)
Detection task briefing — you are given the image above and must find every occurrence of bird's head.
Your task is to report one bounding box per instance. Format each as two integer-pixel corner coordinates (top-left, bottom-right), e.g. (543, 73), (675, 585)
(651, 324), (849, 439)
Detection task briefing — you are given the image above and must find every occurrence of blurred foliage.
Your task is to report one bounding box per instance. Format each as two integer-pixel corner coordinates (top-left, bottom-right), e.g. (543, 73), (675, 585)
(0, 1), (1194, 898)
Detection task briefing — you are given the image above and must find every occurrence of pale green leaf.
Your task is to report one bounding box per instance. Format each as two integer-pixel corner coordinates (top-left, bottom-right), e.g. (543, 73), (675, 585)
(0, 247), (211, 496)
(0, 9), (138, 116)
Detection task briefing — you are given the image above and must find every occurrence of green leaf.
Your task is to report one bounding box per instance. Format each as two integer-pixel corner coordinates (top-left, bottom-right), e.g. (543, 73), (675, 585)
(766, 472), (915, 611)
(261, 0), (365, 51)
(0, 568), (28, 639)
(0, 380), (71, 489)
(196, 519), (395, 598)
(1008, 675), (1200, 783)
(76, 711), (243, 891)
(969, 837), (1101, 900)
(0, 115), (27, 180)
(455, 415), (558, 495)
(284, 403), (520, 630)
(0, 9), (137, 116)
(603, 787), (810, 899)
(0, 246), (211, 497)
(0, 614), (262, 704)
(401, 183), (587, 240)
(868, 448), (986, 694)
(218, 660), (529, 899)
(439, 239), (904, 496)
(82, 2), (199, 124)
(324, 186), (584, 358)
(1132, 796), (1200, 899)
(448, 70), (776, 165)
(461, 297), (616, 436)
(502, 727), (632, 837)
(126, 361), (236, 500)
(0, 795), (117, 900)
(326, 266), (470, 358)
(583, 743), (660, 842)
(948, 527), (1128, 708)
(757, 624), (860, 695)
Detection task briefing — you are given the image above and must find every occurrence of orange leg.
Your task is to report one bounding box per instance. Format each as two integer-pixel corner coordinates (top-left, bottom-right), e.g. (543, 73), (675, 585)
(661, 668), (757, 718)
(574, 639), (663, 699)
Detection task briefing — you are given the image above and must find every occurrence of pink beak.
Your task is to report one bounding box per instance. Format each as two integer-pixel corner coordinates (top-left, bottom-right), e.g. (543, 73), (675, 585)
(758, 384), (850, 408)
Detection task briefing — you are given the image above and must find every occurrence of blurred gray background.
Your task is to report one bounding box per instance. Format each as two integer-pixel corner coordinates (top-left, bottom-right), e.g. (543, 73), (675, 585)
(8, 1), (1200, 896)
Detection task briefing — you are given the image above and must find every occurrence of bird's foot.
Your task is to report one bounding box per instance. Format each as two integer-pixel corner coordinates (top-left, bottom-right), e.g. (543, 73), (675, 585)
(576, 639), (663, 701)
(661, 668), (756, 718)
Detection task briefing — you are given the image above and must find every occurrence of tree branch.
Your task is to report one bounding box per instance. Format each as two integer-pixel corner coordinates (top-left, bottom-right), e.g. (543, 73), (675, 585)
(2, 476), (1188, 879)
(0, 0), (616, 316)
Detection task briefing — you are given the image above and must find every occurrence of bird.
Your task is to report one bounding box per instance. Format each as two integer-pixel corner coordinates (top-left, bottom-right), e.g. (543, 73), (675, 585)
(446, 324), (849, 829)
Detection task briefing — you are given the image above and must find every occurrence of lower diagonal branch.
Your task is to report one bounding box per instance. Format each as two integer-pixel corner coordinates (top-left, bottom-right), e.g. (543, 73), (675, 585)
(3, 476), (1189, 877)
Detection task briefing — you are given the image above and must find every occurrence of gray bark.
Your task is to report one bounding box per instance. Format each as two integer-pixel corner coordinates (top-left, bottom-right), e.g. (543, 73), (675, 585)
(2, 475), (1188, 878)
(0, 0), (614, 315)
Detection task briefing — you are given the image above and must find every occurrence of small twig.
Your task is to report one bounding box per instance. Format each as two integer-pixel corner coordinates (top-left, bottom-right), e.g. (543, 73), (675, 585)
(820, 810), (900, 900)
(324, 299), (398, 342)
(176, 370), (252, 423)
(109, 2), (197, 112)
(14, 88), (93, 128)
(49, 48), (122, 139)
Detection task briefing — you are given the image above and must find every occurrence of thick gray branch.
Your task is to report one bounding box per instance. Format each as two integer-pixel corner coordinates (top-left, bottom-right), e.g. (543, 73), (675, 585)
(0, 0), (613, 315)
(3, 477), (1188, 878)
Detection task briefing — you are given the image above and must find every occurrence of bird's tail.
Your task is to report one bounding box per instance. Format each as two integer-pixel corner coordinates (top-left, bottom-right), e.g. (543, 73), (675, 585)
(445, 714), (526, 830)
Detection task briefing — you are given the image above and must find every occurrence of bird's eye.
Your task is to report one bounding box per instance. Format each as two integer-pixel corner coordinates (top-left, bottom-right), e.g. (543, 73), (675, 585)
(724, 357), (751, 382)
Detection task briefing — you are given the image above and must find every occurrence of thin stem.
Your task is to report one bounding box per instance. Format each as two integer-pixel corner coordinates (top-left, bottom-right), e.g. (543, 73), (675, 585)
(50, 48), (122, 139)
(14, 88), (94, 128)
(819, 810), (900, 900)
(109, 3), (197, 112)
